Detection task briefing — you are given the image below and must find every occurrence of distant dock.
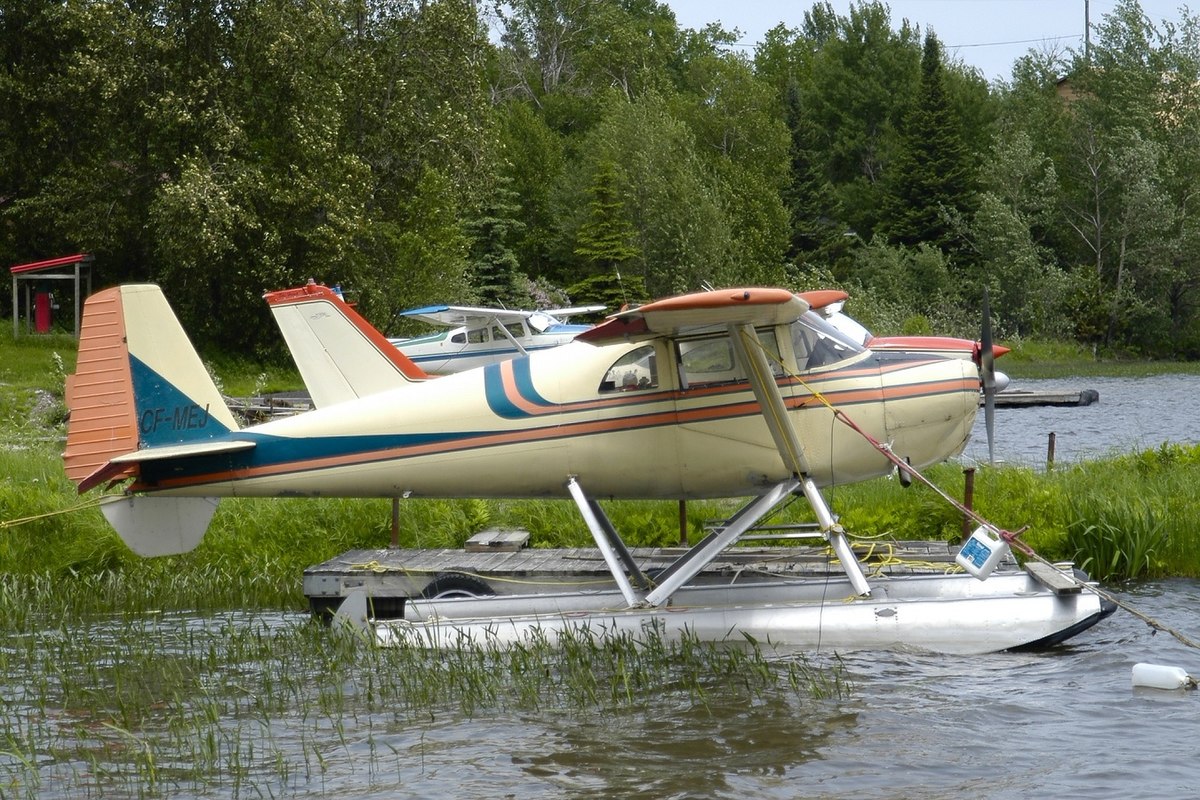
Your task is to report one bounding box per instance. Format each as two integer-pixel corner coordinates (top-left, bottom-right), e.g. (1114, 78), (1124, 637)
(987, 389), (1099, 408)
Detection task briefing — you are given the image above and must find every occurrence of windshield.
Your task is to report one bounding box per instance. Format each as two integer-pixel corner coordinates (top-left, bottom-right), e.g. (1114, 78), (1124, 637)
(791, 311), (865, 371)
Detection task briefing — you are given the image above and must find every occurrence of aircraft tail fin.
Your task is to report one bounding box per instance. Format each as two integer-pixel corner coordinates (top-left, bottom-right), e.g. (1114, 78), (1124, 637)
(264, 282), (428, 408)
(63, 284), (241, 556)
(64, 284), (240, 493)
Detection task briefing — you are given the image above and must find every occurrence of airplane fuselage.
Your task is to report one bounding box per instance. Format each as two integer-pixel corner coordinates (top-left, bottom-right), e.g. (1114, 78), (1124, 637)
(389, 323), (590, 375)
(134, 320), (980, 501)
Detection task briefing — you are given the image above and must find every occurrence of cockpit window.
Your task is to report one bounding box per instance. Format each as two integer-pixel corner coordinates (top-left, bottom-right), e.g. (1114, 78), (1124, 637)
(492, 322), (526, 341)
(791, 311), (864, 371)
(599, 345), (658, 393)
(677, 329), (782, 388)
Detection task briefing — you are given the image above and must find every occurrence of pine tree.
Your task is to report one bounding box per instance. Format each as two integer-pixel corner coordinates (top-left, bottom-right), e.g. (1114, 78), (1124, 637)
(782, 81), (844, 266)
(466, 177), (525, 306)
(574, 160), (640, 277)
(884, 33), (976, 254)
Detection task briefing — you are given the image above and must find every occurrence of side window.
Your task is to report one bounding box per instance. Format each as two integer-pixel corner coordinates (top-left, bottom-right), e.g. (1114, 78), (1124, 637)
(679, 337), (736, 385)
(467, 326), (488, 344)
(451, 332), (466, 344)
(599, 345), (658, 393)
(678, 330), (783, 388)
(758, 329), (784, 377)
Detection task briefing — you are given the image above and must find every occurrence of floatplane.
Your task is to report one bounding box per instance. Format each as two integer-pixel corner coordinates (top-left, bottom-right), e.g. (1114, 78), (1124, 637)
(64, 283), (1112, 654)
(387, 302), (605, 375)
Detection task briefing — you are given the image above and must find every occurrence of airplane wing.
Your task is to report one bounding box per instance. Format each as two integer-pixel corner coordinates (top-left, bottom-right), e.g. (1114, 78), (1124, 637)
(797, 289), (849, 312)
(399, 305), (534, 327)
(542, 304), (606, 319)
(577, 288), (808, 344)
(400, 304), (606, 328)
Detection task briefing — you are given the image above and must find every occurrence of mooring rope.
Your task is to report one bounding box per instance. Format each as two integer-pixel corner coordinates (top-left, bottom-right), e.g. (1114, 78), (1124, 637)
(0, 495), (113, 530)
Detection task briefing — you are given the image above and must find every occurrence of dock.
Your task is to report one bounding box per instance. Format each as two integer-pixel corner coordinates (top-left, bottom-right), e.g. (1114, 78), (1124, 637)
(303, 532), (1014, 618)
(988, 388), (1098, 408)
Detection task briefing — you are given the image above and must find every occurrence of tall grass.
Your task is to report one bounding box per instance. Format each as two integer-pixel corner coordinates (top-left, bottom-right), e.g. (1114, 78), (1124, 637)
(0, 574), (845, 798)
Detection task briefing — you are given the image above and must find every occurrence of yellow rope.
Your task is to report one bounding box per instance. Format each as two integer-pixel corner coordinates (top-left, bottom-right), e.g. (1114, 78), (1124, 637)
(0, 495), (115, 530)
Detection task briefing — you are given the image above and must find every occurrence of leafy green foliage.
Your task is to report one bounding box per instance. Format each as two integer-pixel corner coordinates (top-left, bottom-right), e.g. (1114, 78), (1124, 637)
(8, 0), (1200, 356)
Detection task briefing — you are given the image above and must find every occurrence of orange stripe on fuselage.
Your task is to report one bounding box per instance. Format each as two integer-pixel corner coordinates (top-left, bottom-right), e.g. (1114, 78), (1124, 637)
(133, 370), (975, 492)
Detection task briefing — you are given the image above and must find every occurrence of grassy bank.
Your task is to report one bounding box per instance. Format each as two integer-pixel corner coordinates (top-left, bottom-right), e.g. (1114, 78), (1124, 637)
(998, 337), (1200, 379)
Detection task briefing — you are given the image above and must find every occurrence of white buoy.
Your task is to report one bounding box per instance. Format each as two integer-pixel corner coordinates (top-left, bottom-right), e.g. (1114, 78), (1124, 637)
(1131, 662), (1196, 690)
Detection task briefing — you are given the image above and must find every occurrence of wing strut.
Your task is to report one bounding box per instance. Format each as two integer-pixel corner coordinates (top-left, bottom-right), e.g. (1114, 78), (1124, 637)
(730, 323), (871, 597)
(565, 321), (871, 608)
(486, 316), (529, 356)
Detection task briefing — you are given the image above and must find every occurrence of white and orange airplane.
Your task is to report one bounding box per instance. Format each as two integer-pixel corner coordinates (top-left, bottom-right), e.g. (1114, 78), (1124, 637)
(62, 283), (1110, 652)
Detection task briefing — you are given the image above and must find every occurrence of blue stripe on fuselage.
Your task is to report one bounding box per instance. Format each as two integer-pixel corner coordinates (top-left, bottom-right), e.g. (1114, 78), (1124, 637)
(484, 363), (523, 418)
(135, 429), (478, 485)
(510, 358), (553, 406)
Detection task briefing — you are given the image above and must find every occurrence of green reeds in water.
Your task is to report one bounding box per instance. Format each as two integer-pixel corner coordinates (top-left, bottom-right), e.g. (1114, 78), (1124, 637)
(1066, 496), (1169, 582)
(0, 573), (846, 799)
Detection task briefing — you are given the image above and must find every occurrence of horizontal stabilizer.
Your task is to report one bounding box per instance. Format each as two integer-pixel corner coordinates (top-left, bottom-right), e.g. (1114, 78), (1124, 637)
(109, 439), (256, 464)
(100, 495), (220, 557)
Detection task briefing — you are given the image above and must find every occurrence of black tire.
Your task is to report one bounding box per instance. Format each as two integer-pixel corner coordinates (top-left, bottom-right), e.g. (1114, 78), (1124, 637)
(419, 572), (495, 599)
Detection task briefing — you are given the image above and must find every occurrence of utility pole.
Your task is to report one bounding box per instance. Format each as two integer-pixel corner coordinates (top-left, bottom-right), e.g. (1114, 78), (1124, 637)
(1084, 0), (1091, 64)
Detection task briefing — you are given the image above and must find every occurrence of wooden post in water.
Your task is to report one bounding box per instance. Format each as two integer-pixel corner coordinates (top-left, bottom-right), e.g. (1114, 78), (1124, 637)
(961, 467), (976, 543)
(1047, 432), (1057, 469)
(679, 499), (689, 546)
(390, 496), (400, 549)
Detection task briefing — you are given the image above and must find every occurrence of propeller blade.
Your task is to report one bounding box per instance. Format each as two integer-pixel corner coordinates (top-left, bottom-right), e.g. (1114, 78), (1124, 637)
(980, 287), (996, 464)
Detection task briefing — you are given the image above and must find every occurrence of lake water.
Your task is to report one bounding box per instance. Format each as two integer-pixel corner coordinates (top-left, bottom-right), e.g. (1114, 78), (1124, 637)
(5, 580), (1199, 799)
(9, 374), (1200, 797)
(962, 373), (1200, 466)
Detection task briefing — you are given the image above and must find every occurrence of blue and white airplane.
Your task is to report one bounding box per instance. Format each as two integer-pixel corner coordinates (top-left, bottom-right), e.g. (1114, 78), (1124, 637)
(386, 303), (605, 375)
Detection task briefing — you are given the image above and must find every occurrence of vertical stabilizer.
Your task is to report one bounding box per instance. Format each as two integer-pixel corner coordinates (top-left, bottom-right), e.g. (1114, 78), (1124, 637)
(64, 284), (239, 492)
(264, 282), (428, 408)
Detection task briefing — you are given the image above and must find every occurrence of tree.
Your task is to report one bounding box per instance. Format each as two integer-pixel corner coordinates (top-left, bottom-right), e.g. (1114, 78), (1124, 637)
(964, 130), (1067, 338)
(466, 177), (525, 306)
(574, 159), (640, 280)
(801, 1), (921, 239)
(570, 91), (734, 295)
(781, 81), (846, 269)
(495, 101), (567, 280)
(884, 33), (977, 256)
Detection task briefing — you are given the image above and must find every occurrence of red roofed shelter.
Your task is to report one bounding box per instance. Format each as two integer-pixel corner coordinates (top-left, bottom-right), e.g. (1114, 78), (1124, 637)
(10, 253), (94, 338)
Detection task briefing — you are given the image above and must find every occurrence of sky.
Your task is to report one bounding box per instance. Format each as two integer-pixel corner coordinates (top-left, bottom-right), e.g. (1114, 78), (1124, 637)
(664, 0), (1189, 82)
